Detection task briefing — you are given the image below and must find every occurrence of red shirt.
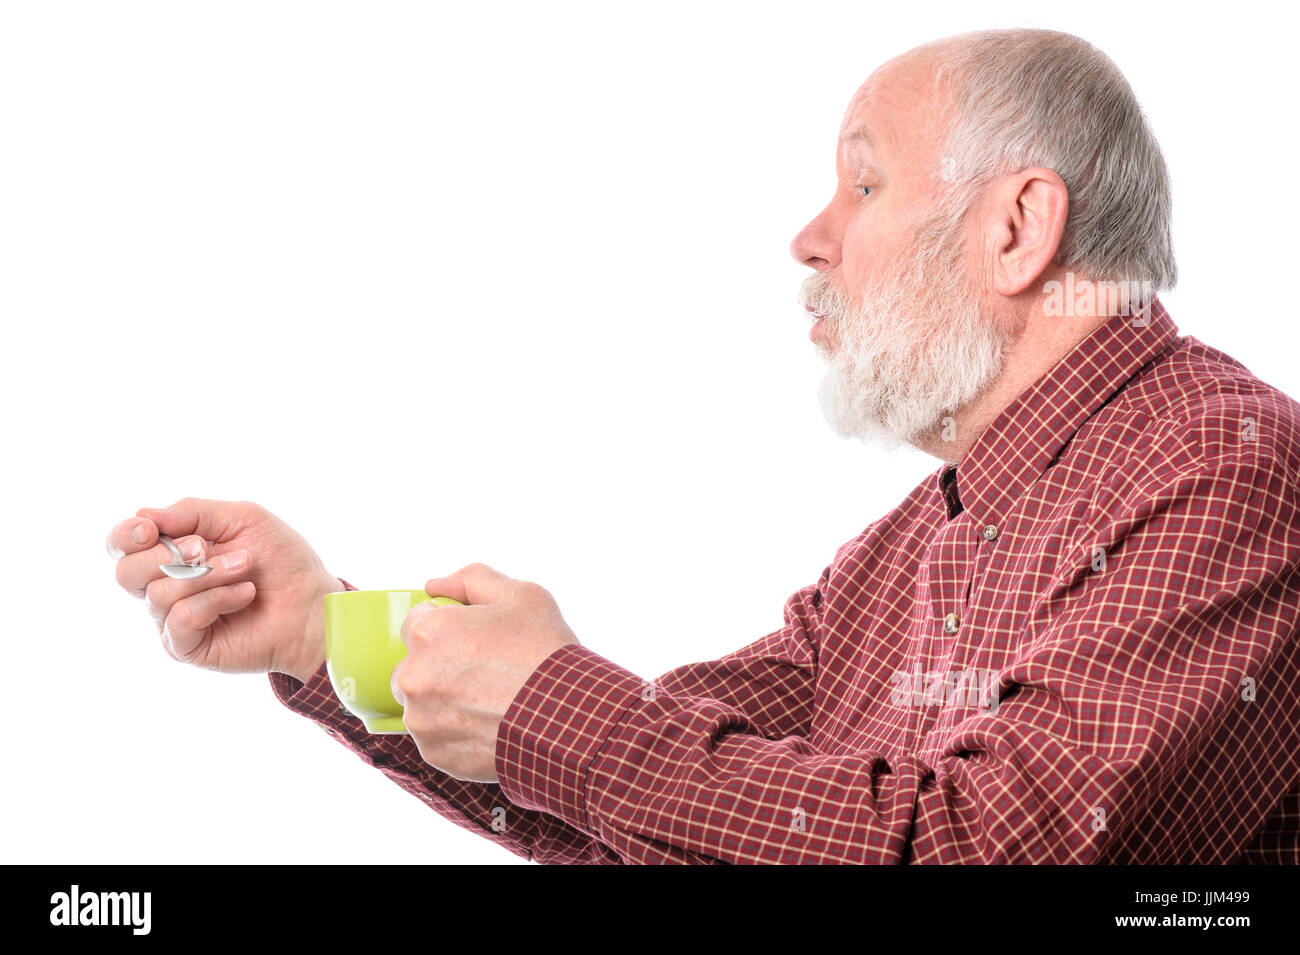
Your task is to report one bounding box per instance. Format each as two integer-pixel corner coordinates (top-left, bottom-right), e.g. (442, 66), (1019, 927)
(271, 297), (1300, 863)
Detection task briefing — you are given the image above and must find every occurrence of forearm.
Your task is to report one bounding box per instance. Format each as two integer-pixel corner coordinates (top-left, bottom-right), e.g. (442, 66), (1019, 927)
(271, 575), (620, 864)
(269, 662), (622, 864)
(499, 644), (900, 863)
(279, 561), (824, 864)
(496, 631), (1300, 864)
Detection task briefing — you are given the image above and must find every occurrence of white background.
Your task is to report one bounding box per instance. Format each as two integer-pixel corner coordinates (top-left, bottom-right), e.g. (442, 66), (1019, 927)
(2, 0), (1296, 864)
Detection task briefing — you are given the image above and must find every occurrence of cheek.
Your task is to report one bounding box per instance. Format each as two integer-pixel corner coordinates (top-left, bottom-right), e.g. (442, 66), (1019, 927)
(839, 220), (870, 288)
(841, 216), (904, 293)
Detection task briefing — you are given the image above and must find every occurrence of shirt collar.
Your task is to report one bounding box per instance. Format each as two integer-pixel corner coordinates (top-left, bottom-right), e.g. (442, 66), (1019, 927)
(940, 296), (1179, 530)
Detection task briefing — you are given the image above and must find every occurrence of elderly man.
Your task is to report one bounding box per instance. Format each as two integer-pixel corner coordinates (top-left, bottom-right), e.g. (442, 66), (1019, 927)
(108, 28), (1300, 864)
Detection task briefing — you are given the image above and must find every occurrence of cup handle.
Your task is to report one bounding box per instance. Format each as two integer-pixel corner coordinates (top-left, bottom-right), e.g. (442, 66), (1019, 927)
(424, 596), (464, 607)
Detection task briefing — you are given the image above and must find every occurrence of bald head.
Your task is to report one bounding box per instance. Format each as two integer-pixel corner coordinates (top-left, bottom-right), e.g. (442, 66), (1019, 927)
(837, 48), (952, 179)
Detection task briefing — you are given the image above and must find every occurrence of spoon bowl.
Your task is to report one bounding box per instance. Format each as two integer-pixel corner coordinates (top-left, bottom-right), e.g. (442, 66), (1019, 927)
(158, 534), (213, 580)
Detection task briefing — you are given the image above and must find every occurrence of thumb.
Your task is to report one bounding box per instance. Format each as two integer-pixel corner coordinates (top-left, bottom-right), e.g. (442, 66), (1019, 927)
(425, 562), (520, 606)
(136, 497), (240, 543)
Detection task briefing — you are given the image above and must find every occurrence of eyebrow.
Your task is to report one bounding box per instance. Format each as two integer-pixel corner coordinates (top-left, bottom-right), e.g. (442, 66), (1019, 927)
(839, 125), (876, 147)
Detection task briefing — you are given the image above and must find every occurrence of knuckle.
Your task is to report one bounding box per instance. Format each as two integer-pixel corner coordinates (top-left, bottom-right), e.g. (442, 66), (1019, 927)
(408, 613), (436, 644)
(395, 670), (419, 701)
(169, 598), (196, 633)
(159, 621), (183, 662)
(161, 621), (203, 667)
(143, 578), (169, 614)
(519, 580), (550, 604)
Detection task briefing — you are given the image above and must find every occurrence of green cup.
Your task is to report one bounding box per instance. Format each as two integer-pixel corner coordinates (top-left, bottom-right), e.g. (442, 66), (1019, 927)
(323, 589), (463, 734)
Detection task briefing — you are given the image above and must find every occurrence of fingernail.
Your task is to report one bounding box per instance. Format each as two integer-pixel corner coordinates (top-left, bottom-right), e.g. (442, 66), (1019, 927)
(221, 550), (249, 572)
(179, 536), (205, 561)
(131, 524), (150, 545)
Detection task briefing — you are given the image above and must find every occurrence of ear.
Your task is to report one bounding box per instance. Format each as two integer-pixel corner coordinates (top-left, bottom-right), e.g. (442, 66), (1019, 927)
(984, 167), (1068, 297)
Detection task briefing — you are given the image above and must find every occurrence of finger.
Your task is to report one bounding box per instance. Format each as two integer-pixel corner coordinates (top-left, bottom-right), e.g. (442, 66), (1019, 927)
(162, 580), (257, 664)
(118, 534), (210, 599)
(400, 596), (466, 648)
(143, 546), (251, 626)
(135, 497), (242, 545)
(424, 562), (519, 606)
(401, 600), (438, 646)
(391, 660), (406, 706)
(106, 515), (158, 559)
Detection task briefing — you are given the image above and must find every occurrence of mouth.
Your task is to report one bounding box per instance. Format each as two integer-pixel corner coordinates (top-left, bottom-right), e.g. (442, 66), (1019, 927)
(806, 305), (829, 343)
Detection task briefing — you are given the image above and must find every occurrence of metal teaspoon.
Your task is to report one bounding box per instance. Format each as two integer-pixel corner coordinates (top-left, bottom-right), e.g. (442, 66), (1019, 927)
(157, 533), (213, 579)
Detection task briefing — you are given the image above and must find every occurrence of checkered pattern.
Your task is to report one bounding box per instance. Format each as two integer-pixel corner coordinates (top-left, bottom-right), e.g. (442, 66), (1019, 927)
(271, 297), (1300, 863)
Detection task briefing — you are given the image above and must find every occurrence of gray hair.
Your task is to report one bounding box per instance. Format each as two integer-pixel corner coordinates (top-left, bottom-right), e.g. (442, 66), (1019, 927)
(924, 29), (1176, 295)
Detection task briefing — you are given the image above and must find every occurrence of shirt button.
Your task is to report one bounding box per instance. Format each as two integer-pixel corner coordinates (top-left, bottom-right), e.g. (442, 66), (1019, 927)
(982, 524), (998, 541)
(943, 612), (960, 634)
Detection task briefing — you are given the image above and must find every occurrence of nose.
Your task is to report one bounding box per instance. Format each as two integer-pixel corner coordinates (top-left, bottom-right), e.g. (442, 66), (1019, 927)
(789, 203), (839, 272)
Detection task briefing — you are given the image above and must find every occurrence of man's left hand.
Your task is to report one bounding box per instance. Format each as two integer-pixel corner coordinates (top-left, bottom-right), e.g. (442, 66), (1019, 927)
(392, 562), (579, 782)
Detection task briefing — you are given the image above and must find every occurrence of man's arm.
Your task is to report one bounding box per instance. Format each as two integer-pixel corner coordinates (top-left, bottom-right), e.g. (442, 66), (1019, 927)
(270, 565), (828, 863)
(269, 663), (615, 863)
(268, 579), (620, 863)
(493, 453), (1300, 863)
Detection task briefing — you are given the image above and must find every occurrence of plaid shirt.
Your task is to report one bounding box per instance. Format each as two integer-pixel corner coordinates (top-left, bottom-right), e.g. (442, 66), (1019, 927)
(271, 297), (1300, 863)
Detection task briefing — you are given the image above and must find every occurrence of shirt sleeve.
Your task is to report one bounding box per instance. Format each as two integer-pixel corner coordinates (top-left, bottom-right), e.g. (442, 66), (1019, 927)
(494, 453), (1300, 863)
(267, 578), (622, 864)
(271, 564), (827, 865)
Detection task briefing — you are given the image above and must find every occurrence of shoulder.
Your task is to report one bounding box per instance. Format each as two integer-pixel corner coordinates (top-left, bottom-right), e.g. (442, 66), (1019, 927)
(1132, 337), (1300, 462)
(1090, 335), (1300, 519)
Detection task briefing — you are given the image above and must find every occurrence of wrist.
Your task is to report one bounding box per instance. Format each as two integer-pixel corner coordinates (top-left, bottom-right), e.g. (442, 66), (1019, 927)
(285, 573), (341, 684)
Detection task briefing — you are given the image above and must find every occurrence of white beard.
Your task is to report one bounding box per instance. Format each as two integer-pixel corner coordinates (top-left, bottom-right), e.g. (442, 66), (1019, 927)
(801, 210), (1015, 452)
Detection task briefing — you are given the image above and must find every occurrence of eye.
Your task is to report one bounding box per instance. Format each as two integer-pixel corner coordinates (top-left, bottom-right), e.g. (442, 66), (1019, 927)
(858, 185), (873, 197)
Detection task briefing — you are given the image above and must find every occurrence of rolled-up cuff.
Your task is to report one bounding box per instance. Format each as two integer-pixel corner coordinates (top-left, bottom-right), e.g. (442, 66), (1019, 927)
(494, 643), (647, 833)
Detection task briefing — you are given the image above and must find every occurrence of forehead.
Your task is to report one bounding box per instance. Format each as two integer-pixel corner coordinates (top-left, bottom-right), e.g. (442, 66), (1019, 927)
(836, 55), (945, 171)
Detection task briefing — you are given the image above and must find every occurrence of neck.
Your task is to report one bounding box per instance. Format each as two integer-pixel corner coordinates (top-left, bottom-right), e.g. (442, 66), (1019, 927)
(909, 297), (1111, 463)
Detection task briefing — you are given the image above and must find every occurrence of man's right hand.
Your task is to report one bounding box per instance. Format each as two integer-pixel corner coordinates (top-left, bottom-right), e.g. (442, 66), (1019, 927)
(107, 497), (343, 684)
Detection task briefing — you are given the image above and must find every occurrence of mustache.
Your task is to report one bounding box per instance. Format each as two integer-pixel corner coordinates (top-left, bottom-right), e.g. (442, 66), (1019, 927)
(799, 272), (848, 320)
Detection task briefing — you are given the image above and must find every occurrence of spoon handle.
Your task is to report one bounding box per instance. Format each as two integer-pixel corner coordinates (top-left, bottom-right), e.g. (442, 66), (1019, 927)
(158, 534), (184, 565)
